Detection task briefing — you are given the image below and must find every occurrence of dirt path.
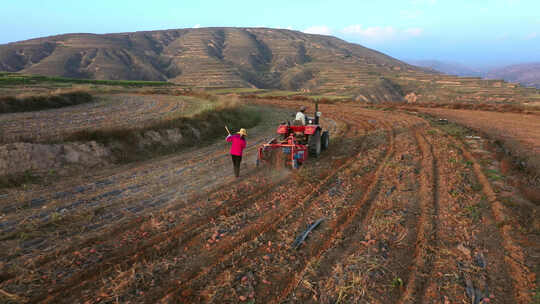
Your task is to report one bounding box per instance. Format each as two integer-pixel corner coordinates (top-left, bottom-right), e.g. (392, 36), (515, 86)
(0, 101), (537, 304)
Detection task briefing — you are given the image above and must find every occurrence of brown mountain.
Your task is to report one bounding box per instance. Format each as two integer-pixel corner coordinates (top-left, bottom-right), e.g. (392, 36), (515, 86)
(486, 63), (540, 88)
(0, 28), (414, 92)
(2, 27), (538, 104)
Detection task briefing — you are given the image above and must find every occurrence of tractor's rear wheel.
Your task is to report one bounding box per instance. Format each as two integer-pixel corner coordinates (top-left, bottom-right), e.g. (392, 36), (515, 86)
(309, 129), (322, 157)
(321, 131), (329, 151)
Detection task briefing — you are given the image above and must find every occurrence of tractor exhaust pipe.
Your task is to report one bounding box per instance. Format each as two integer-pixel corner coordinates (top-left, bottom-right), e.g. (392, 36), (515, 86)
(314, 102), (319, 125)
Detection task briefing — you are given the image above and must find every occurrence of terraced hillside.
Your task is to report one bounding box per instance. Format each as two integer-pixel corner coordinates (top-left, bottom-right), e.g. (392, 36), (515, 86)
(0, 28), (414, 100)
(3, 27), (539, 104)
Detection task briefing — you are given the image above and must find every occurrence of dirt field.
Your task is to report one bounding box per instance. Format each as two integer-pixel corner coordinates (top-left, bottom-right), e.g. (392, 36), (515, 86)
(0, 99), (538, 303)
(413, 108), (540, 154)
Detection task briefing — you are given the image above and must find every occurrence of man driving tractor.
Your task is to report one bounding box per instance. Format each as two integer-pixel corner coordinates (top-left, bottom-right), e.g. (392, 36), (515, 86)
(295, 106), (307, 125)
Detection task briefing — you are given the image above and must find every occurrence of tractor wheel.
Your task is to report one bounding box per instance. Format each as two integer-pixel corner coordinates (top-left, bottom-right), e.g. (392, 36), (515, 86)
(308, 129), (322, 157)
(321, 131), (329, 151)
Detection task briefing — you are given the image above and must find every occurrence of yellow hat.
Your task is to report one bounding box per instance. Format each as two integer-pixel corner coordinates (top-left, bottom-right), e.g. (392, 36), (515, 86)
(237, 128), (247, 136)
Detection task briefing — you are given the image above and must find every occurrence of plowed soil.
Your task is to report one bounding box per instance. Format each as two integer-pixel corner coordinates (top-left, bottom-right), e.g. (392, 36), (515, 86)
(0, 99), (538, 304)
(0, 95), (198, 143)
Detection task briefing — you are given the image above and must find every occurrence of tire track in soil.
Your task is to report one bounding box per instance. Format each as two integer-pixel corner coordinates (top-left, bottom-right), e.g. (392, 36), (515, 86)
(396, 128), (439, 304)
(289, 128), (423, 303)
(421, 128), (516, 303)
(31, 115), (352, 303)
(451, 138), (535, 304)
(268, 129), (396, 304)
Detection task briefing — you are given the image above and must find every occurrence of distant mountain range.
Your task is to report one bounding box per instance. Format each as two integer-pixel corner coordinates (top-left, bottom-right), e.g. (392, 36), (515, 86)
(406, 59), (540, 88)
(485, 63), (540, 89)
(406, 60), (484, 77)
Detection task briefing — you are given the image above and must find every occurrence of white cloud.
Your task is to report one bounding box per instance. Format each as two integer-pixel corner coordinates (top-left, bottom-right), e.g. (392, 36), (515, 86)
(526, 32), (538, 40)
(341, 25), (424, 43)
(404, 27), (423, 37)
(342, 25), (396, 42)
(303, 26), (332, 36)
(193, 24), (201, 29)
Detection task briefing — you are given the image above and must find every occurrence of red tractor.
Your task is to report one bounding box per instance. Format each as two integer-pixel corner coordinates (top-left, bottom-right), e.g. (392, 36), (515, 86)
(257, 104), (329, 169)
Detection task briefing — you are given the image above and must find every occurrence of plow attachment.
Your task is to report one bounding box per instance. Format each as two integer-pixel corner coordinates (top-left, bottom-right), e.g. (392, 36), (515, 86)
(257, 136), (308, 169)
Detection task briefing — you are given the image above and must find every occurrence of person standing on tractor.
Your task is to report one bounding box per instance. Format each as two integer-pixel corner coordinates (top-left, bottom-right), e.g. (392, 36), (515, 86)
(295, 106), (307, 125)
(226, 128), (247, 178)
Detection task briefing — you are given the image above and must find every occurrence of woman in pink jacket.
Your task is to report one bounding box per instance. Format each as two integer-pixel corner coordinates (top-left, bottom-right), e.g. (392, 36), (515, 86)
(226, 128), (247, 177)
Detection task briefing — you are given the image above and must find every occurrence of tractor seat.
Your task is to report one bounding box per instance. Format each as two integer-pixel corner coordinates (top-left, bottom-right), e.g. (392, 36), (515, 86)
(292, 119), (304, 126)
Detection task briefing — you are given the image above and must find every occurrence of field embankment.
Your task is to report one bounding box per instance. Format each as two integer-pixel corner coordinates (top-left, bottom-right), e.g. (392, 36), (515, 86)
(0, 94), (261, 186)
(0, 91), (93, 114)
(65, 99), (261, 163)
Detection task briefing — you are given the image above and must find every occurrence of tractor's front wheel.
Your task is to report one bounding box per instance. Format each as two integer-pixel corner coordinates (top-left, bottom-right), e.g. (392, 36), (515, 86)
(308, 129), (322, 157)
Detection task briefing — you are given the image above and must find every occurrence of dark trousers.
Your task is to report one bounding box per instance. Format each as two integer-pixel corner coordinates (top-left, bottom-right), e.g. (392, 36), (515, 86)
(231, 155), (242, 177)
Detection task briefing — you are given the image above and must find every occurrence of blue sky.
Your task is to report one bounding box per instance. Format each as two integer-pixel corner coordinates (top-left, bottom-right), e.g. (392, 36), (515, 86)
(1, 0), (539, 67)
